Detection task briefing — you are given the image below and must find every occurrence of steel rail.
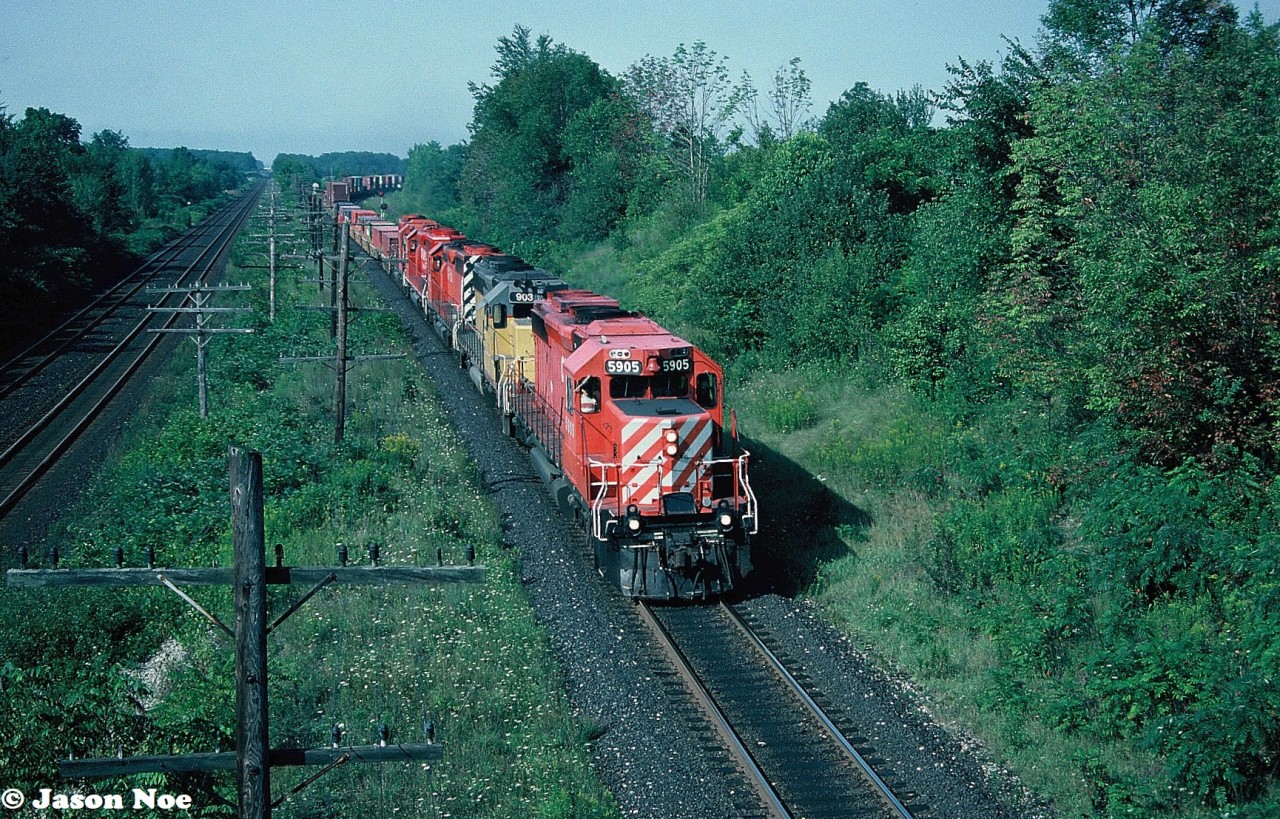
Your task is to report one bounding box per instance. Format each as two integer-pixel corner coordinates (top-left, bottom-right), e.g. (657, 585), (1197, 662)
(634, 601), (791, 819)
(0, 188), (261, 516)
(0, 196), (252, 469)
(723, 602), (915, 819)
(0, 217), (214, 398)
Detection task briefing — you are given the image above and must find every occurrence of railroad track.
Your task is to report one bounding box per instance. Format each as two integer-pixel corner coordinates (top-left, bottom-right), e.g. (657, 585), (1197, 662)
(350, 225), (922, 817)
(0, 229), (206, 402)
(637, 600), (917, 819)
(0, 185), (263, 520)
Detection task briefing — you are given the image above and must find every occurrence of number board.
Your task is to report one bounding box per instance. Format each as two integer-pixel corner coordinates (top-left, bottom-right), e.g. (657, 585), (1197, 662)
(659, 358), (692, 373)
(605, 359), (642, 375)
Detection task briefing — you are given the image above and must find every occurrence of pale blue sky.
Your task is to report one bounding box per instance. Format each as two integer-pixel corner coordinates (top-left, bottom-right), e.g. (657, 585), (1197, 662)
(2, 1), (1276, 164)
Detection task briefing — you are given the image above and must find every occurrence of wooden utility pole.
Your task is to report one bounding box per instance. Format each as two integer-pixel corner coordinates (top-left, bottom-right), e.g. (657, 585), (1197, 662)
(148, 284), (253, 417)
(267, 189), (280, 322)
(7, 447), (484, 818)
(333, 235), (348, 443)
(282, 224), (403, 445)
(232, 447), (270, 814)
(242, 186), (303, 324)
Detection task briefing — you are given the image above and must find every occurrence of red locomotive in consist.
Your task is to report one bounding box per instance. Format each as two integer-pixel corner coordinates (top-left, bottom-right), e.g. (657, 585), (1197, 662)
(332, 201), (757, 600)
(516, 290), (757, 599)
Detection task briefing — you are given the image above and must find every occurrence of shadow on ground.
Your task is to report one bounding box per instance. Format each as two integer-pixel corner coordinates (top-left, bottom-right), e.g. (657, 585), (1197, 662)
(739, 436), (871, 600)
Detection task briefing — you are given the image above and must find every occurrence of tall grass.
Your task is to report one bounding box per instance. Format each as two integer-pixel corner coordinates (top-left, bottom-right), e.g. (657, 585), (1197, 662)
(730, 362), (1262, 819)
(0, 196), (617, 818)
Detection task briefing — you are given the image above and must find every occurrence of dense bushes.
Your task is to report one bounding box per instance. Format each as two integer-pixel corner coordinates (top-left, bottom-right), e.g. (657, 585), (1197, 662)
(387, 8), (1280, 813)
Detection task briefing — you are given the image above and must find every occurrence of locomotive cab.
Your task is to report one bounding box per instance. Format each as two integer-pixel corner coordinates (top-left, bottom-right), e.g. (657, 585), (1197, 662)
(472, 257), (567, 390)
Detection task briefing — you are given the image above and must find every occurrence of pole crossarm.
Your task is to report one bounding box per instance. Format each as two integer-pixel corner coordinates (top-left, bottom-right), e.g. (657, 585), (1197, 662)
(147, 307), (253, 314)
(149, 328), (254, 335)
(294, 305), (397, 314)
(6, 565), (486, 589)
(61, 744), (444, 778)
(280, 353), (407, 365)
(146, 285), (253, 294)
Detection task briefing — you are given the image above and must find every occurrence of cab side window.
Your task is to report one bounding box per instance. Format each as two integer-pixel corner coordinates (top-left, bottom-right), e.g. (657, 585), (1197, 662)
(579, 377), (600, 413)
(695, 373), (718, 409)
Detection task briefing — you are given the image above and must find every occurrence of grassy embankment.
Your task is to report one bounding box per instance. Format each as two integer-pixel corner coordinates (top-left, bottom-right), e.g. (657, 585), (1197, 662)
(552, 213), (1267, 819)
(0, 193), (617, 818)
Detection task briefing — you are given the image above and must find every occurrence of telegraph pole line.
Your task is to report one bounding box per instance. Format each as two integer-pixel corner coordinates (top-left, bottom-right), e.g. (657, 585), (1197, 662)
(242, 186), (302, 324)
(281, 223), (403, 445)
(148, 283), (253, 418)
(6, 446), (484, 818)
(267, 189), (279, 322)
(334, 237), (348, 442)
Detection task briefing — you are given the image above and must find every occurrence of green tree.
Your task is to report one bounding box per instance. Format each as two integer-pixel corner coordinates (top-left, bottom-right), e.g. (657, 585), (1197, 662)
(403, 140), (465, 216)
(624, 41), (750, 204)
(1000, 14), (1280, 468)
(818, 83), (940, 215)
(1042, 0), (1239, 69)
(743, 57), (813, 142)
(460, 25), (616, 253)
(73, 130), (135, 236)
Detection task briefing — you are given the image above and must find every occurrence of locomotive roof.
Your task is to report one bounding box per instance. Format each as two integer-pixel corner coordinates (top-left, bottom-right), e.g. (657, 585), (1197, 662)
(472, 256), (561, 287)
(562, 330), (696, 378)
(471, 254), (533, 275)
(411, 223), (461, 238)
(540, 291), (687, 343)
(539, 289), (634, 324)
(441, 238), (500, 254)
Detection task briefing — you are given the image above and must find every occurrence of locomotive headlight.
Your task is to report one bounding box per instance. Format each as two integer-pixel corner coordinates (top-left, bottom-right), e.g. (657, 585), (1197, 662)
(624, 504), (643, 536)
(716, 500), (735, 531)
(665, 443), (679, 457)
(664, 430), (678, 443)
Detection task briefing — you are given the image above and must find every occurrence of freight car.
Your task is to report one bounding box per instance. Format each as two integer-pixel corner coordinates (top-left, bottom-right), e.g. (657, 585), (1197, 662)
(337, 204), (757, 600)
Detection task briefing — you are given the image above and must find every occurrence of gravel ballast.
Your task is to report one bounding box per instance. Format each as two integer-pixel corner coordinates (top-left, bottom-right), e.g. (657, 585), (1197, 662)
(359, 257), (1052, 819)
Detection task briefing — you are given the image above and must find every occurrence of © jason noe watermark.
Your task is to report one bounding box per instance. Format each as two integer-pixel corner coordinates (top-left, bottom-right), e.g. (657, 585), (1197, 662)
(2, 787), (193, 811)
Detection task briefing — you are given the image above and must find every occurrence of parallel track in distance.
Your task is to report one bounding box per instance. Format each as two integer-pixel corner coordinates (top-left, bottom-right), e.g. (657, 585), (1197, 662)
(0, 186), (263, 520)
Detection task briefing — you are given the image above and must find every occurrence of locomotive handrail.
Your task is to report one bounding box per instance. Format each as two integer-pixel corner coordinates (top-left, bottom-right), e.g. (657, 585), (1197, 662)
(737, 449), (759, 535)
(588, 461), (617, 541)
(587, 449), (758, 540)
(497, 358), (516, 413)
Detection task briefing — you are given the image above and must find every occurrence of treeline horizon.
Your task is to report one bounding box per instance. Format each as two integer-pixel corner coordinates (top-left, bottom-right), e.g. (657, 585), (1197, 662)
(340, 2), (1278, 815)
(0, 104), (255, 351)
(271, 151), (406, 194)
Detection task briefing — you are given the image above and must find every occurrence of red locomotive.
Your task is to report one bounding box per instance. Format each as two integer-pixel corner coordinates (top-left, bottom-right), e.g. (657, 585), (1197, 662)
(516, 289), (756, 599)
(333, 200), (757, 600)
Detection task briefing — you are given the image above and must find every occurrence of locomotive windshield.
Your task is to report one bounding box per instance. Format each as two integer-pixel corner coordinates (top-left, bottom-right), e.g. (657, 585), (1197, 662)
(608, 373), (689, 400)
